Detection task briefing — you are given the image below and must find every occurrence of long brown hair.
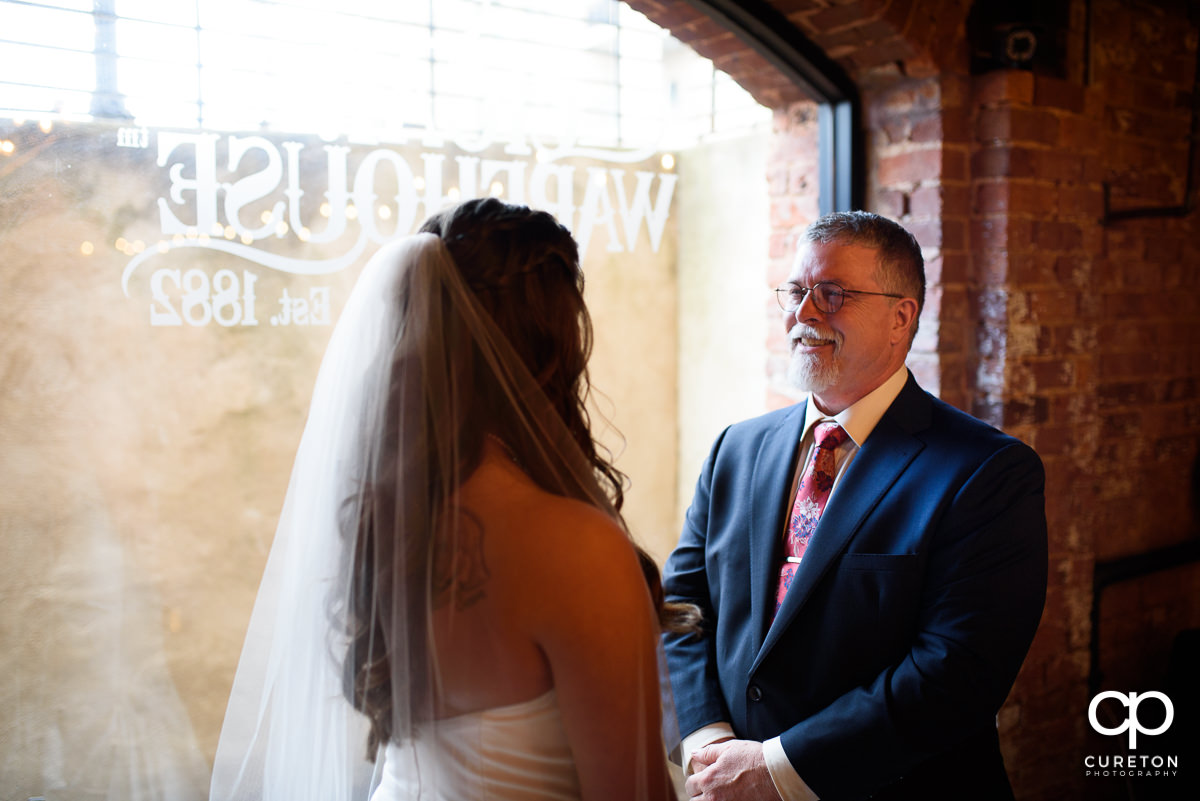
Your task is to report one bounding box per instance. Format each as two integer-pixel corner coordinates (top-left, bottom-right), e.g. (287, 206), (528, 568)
(343, 199), (696, 758)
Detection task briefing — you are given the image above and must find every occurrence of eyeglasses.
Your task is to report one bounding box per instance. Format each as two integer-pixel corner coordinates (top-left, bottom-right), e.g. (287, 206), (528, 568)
(774, 281), (905, 314)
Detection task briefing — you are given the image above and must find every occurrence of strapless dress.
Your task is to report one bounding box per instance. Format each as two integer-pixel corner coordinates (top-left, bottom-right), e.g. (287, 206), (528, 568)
(371, 690), (581, 800)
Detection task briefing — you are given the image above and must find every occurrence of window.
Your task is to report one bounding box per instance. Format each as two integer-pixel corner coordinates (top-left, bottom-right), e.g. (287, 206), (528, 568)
(1, 0), (769, 146)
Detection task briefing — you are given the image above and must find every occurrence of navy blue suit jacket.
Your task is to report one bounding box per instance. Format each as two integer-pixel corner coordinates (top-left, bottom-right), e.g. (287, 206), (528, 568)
(663, 373), (1047, 801)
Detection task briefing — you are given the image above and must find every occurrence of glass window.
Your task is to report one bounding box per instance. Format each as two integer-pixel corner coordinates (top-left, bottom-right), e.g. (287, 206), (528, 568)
(0, 3), (774, 795)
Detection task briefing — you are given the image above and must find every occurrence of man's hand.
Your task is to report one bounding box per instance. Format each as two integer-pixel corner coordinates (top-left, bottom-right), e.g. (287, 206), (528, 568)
(684, 739), (782, 800)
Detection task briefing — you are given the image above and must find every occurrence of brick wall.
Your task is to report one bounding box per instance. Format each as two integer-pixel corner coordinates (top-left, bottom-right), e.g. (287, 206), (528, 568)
(629, 0), (1200, 798)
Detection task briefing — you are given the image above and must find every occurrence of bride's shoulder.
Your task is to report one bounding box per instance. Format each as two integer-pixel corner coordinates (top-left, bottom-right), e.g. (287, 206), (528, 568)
(493, 487), (641, 582)
(461, 456), (641, 585)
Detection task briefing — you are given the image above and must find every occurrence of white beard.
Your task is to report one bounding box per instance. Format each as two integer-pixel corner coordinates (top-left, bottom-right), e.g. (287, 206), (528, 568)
(786, 325), (841, 392)
(787, 347), (840, 393)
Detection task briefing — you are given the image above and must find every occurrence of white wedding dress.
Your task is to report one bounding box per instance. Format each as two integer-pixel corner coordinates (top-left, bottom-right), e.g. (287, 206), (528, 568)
(372, 691), (582, 801)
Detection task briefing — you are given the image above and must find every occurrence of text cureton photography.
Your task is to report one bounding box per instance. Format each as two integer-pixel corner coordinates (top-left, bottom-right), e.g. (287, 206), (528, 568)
(1084, 691), (1183, 782)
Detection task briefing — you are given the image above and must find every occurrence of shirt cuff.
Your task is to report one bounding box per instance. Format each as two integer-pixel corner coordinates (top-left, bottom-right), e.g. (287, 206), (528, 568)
(763, 736), (819, 801)
(680, 722), (735, 775)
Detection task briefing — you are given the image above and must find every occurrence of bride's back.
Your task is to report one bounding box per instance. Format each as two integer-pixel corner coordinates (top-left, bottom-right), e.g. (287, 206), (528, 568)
(430, 440), (648, 719)
(420, 440), (674, 800)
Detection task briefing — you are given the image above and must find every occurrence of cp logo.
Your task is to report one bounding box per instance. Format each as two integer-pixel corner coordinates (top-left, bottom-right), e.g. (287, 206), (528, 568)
(1088, 691), (1174, 749)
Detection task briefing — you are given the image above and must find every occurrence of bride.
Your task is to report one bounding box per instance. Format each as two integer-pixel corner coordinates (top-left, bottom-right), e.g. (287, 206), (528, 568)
(209, 198), (696, 800)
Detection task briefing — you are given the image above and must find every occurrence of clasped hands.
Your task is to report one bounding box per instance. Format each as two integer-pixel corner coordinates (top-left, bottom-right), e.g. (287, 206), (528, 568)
(685, 738), (783, 800)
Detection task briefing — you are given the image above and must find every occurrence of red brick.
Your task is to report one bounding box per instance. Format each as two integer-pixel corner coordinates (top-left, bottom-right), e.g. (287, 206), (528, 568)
(1056, 115), (1099, 153)
(1056, 185), (1104, 221)
(909, 184), (940, 216)
(976, 249), (1009, 284)
(1009, 108), (1061, 146)
(1027, 289), (1081, 321)
(808, 3), (876, 32)
(939, 251), (968, 283)
(976, 107), (1011, 142)
(850, 36), (918, 72)
(1028, 358), (1076, 390)
(1011, 249), (1057, 285)
(766, 165), (789, 196)
(904, 218), (942, 250)
(940, 216), (966, 250)
(768, 232), (792, 261)
(971, 145), (1037, 178)
(874, 188), (907, 218)
(1033, 76), (1086, 113)
(1145, 234), (1184, 263)
(973, 180), (1042, 214)
(770, 197), (808, 228)
(941, 184), (970, 216)
(909, 111), (942, 143)
(941, 107), (969, 141)
(973, 70), (1035, 106)
(1032, 149), (1083, 183)
(972, 217), (1009, 250)
(1033, 220), (1083, 251)
(878, 147), (941, 185)
(698, 31), (752, 59)
(1053, 253), (1092, 286)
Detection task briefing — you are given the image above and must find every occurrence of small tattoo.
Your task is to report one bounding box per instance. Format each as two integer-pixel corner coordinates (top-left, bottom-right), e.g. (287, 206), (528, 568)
(432, 507), (490, 610)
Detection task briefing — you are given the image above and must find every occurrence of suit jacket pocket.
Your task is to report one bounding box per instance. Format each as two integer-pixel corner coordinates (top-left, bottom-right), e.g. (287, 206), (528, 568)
(838, 552), (920, 571)
(832, 553), (922, 654)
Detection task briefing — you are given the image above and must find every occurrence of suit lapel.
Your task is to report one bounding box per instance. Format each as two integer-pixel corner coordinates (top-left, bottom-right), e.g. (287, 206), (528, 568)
(747, 402), (807, 655)
(754, 377), (929, 669)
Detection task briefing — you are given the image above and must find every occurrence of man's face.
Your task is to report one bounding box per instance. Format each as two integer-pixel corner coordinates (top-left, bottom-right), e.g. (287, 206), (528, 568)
(783, 239), (911, 414)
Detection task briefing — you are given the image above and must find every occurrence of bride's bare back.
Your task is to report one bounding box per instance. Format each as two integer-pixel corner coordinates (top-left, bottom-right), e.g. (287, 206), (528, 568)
(431, 439), (675, 801)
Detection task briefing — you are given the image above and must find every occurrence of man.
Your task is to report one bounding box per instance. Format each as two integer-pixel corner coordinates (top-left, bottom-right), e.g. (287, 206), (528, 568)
(664, 211), (1047, 801)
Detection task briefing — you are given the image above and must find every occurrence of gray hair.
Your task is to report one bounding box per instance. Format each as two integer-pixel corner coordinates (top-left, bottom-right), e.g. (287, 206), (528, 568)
(804, 211), (925, 342)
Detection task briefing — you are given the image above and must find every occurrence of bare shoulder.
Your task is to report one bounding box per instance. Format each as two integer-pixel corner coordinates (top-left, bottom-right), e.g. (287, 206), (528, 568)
(511, 490), (641, 578)
(455, 456), (651, 611)
(494, 484), (651, 611)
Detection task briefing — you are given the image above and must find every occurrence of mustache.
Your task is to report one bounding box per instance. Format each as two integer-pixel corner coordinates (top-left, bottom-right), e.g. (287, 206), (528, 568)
(788, 324), (841, 347)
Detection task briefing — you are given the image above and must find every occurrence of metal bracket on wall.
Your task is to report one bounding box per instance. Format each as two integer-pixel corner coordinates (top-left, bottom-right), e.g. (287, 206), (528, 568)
(1088, 538), (1200, 696)
(1098, 3), (1199, 225)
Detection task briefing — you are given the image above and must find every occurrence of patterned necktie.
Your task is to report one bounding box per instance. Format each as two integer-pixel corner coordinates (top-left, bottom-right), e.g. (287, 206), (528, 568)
(774, 421), (848, 616)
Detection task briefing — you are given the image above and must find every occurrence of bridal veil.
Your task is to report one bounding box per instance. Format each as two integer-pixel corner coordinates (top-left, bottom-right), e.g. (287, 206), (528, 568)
(209, 220), (678, 800)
